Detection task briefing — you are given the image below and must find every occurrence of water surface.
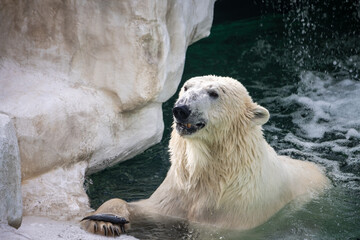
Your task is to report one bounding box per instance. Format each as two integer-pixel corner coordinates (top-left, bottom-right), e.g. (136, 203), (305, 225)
(87, 4), (360, 239)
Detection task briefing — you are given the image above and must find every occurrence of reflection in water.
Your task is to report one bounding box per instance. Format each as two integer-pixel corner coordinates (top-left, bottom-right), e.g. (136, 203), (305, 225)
(87, 2), (360, 239)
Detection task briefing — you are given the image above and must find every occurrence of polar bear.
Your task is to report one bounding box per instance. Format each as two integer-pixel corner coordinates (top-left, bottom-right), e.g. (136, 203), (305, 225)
(81, 75), (329, 236)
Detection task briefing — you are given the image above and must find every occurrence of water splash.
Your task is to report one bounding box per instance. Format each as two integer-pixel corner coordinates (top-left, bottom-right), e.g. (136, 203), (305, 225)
(273, 71), (360, 189)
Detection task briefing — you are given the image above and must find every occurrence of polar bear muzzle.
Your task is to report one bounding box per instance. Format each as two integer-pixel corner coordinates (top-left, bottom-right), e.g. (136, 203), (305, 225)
(173, 104), (206, 136)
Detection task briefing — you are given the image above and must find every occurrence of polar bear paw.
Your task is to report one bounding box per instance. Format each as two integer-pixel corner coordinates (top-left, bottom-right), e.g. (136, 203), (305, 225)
(81, 213), (129, 236)
(81, 198), (131, 236)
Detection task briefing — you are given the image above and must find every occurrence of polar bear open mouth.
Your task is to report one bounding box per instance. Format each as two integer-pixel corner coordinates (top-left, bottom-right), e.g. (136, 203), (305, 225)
(175, 122), (206, 135)
(173, 104), (206, 135)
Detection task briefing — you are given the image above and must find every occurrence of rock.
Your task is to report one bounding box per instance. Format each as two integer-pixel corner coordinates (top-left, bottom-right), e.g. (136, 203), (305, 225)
(0, 0), (215, 219)
(0, 114), (22, 228)
(0, 0), (215, 179)
(10, 216), (139, 240)
(0, 223), (29, 240)
(21, 161), (91, 221)
(0, 65), (165, 178)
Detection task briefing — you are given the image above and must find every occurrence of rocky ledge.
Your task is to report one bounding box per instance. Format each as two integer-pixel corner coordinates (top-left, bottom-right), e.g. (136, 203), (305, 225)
(0, 0), (215, 238)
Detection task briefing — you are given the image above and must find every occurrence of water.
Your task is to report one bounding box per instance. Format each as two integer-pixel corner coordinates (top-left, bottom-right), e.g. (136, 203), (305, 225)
(87, 3), (360, 239)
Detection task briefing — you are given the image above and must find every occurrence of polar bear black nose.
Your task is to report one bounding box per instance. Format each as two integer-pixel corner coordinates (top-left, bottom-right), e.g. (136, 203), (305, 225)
(173, 105), (191, 121)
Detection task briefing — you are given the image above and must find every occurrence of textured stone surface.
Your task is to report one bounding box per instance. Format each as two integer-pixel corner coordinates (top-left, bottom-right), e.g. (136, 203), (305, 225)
(0, 114), (22, 228)
(0, 0), (215, 220)
(0, 223), (28, 240)
(21, 161), (91, 221)
(2, 216), (138, 240)
(0, 0), (215, 179)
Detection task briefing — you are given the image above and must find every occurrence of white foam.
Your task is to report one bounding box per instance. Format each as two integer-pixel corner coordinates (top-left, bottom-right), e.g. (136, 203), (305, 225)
(346, 128), (360, 139)
(272, 70), (360, 186)
(284, 71), (360, 140)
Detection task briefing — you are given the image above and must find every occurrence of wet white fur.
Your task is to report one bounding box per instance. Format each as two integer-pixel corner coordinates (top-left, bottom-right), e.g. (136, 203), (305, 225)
(86, 75), (330, 232)
(145, 75), (329, 229)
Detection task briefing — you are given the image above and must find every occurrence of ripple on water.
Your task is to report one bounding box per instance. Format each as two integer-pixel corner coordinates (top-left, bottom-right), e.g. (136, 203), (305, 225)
(266, 71), (360, 188)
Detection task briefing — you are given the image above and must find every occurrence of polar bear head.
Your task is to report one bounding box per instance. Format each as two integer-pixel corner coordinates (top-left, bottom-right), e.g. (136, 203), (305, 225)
(172, 75), (270, 139)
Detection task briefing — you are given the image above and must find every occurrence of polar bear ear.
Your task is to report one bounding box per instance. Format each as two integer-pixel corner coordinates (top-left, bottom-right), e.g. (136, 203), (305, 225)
(251, 105), (270, 125)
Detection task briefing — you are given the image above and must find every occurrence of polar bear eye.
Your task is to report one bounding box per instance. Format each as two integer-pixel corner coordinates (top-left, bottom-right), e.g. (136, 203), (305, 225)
(184, 86), (188, 91)
(208, 90), (219, 99)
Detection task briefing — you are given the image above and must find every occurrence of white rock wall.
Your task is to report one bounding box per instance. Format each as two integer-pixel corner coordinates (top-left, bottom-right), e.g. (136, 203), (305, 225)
(0, 114), (22, 228)
(0, 0), (215, 179)
(21, 161), (91, 220)
(0, 0), (215, 219)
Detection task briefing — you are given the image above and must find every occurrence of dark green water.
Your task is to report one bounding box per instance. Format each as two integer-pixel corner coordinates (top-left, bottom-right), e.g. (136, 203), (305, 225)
(87, 4), (360, 239)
